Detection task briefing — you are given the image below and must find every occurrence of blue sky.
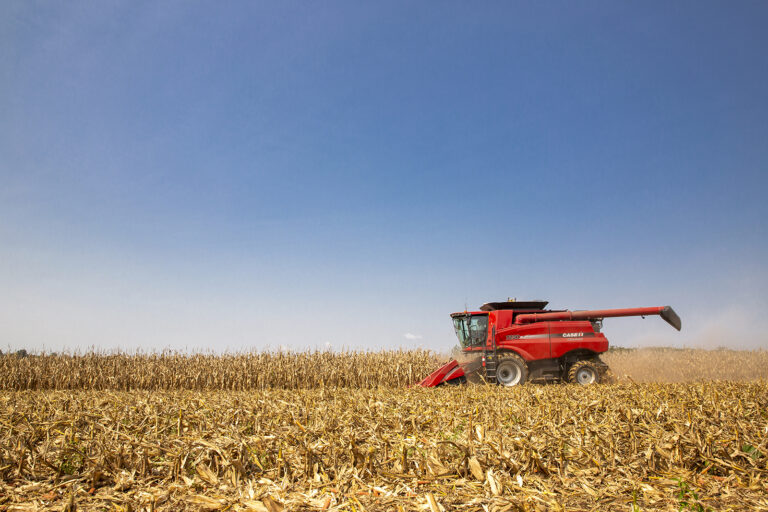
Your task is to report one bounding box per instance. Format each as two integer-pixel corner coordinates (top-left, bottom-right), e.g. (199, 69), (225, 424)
(2, 1), (767, 352)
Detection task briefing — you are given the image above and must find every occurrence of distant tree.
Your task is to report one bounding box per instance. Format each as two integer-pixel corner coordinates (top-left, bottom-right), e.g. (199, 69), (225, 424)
(15, 349), (28, 358)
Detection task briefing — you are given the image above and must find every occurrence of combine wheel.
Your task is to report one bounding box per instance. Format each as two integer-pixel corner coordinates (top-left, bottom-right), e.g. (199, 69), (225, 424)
(496, 354), (528, 386)
(568, 360), (600, 385)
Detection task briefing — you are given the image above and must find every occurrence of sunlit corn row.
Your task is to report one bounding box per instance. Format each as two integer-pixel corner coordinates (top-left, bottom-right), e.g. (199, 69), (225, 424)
(1, 383), (766, 511)
(0, 350), (440, 390)
(2, 348), (768, 391)
(0, 349), (768, 391)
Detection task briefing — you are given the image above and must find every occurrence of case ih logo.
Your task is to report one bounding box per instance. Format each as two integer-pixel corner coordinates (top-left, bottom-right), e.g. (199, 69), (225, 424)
(562, 332), (584, 337)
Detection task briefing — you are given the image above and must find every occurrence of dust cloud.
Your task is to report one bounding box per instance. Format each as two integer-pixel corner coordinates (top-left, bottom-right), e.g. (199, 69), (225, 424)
(602, 348), (768, 382)
(439, 348), (768, 383)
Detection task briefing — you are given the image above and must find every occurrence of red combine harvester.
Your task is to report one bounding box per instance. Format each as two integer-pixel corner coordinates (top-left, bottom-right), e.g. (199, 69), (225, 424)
(419, 300), (681, 387)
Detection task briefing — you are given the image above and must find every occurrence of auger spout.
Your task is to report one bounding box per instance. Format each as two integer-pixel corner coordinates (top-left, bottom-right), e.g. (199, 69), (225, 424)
(515, 306), (681, 331)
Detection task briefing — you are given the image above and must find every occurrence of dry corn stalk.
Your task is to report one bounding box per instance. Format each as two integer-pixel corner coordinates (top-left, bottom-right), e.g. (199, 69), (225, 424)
(2, 348), (768, 391)
(1, 381), (766, 510)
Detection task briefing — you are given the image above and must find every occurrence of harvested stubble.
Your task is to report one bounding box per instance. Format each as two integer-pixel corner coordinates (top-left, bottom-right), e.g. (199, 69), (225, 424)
(1, 383), (767, 511)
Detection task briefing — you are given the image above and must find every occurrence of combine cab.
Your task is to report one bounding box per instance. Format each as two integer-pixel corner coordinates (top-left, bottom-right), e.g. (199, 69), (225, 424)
(419, 300), (680, 386)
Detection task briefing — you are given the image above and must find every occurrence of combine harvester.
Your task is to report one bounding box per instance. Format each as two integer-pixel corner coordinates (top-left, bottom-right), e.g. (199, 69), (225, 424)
(419, 300), (681, 387)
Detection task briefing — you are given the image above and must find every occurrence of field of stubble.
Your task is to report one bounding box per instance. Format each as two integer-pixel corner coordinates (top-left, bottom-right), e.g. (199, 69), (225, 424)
(0, 349), (766, 511)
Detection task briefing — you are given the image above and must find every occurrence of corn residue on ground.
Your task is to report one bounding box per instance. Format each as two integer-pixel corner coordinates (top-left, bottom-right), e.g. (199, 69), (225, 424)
(1, 383), (767, 511)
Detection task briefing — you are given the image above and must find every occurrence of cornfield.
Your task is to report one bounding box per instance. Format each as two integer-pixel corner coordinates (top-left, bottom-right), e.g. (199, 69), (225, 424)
(0, 350), (438, 390)
(2, 348), (767, 391)
(1, 350), (767, 511)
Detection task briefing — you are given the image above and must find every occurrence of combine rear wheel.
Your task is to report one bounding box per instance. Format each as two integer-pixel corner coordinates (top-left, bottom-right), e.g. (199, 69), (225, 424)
(568, 360), (600, 385)
(496, 354), (528, 386)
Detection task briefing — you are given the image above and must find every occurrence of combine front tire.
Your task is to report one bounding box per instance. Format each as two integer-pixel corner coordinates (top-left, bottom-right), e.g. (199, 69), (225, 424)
(496, 354), (528, 386)
(568, 360), (600, 385)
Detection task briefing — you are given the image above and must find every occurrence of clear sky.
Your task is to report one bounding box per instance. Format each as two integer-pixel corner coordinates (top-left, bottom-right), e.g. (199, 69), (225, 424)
(2, 1), (767, 353)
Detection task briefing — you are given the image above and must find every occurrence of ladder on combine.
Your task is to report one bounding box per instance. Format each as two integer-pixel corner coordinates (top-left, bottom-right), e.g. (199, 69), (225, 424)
(484, 326), (498, 383)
